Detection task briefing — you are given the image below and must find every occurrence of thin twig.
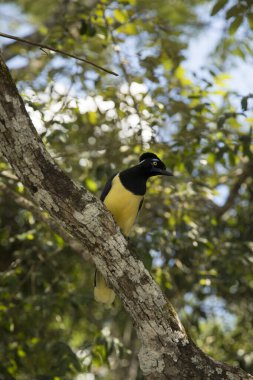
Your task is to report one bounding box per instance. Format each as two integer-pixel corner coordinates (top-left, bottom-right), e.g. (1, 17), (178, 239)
(0, 31), (119, 77)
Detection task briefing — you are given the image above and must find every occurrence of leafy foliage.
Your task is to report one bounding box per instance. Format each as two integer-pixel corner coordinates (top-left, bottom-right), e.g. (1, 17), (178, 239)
(0, 0), (253, 379)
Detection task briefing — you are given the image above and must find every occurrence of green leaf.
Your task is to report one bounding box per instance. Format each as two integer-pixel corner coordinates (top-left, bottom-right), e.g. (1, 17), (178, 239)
(85, 178), (97, 192)
(114, 9), (128, 24)
(241, 96), (248, 111)
(226, 5), (243, 20)
(247, 13), (253, 28)
(233, 46), (245, 59)
(241, 94), (253, 111)
(117, 23), (137, 35)
(210, 0), (227, 16)
(229, 16), (243, 35)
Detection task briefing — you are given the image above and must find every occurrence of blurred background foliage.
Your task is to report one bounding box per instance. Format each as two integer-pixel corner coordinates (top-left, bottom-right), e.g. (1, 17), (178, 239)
(0, 0), (253, 379)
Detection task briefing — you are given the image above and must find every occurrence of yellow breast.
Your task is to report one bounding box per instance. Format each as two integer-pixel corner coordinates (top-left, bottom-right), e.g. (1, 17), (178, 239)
(104, 174), (143, 236)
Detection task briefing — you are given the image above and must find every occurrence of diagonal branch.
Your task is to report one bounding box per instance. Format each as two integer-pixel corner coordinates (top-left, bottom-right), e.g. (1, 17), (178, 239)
(216, 162), (253, 218)
(0, 32), (118, 77)
(0, 53), (252, 380)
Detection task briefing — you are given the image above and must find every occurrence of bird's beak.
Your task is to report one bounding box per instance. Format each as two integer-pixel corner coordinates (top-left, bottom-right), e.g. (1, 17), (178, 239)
(151, 168), (174, 176)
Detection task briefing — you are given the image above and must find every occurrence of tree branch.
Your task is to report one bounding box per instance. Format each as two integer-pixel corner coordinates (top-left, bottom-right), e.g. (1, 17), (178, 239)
(0, 53), (252, 380)
(216, 163), (253, 218)
(0, 32), (118, 77)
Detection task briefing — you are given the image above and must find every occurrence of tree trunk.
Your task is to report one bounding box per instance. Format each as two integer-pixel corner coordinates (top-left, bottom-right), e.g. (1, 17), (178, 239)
(0, 53), (252, 380)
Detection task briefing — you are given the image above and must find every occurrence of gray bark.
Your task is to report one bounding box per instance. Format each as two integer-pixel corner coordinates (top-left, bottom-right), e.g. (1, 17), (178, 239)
(0, 53), (252, 380)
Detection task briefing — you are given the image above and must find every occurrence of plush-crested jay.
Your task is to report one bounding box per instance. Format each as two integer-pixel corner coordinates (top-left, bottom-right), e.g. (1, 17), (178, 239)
(94, 152), (173, 305)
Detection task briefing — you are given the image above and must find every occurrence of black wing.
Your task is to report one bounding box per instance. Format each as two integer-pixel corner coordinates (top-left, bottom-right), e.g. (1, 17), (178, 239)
(100, 173), (118, 202)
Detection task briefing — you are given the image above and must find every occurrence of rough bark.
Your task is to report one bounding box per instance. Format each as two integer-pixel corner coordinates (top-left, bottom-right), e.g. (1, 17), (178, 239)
(0, 53), (252, 380)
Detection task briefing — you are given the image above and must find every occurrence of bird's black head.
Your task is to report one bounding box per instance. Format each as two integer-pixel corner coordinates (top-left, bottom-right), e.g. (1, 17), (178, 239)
(119, 152), (173, 195)
(139, 152), (173, 177)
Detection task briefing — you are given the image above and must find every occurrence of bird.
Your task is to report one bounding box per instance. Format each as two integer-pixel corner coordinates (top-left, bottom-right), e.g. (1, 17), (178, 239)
(94, 152), (173, 305)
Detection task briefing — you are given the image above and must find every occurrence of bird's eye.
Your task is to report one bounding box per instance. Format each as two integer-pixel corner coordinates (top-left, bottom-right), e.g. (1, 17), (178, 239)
(152, 161), (158, 166)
